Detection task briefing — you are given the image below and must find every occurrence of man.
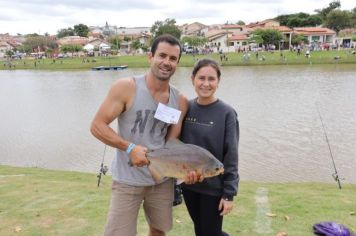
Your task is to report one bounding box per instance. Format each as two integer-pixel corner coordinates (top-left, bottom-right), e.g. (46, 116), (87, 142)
(91, 34), (196, 236)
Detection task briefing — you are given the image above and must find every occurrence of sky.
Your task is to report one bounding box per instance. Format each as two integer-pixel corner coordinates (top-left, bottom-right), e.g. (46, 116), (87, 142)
(0, 0), (355, 35)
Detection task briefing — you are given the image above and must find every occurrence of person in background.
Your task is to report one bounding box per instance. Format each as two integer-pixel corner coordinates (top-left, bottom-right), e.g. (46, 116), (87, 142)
(90, 34), (198, 236)
(180, 58), (239, 236)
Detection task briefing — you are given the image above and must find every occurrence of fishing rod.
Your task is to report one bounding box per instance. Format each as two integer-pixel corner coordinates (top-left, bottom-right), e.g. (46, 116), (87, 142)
(316, 106), (342, 189)
(97, 145), (109, 187)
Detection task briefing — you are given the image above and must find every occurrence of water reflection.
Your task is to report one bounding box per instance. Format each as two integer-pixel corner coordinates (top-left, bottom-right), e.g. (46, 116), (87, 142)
(0, 65), (355, 183)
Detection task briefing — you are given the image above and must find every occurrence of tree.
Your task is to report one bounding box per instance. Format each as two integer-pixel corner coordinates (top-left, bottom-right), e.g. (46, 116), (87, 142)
(57, 28), (75, 38)
(287, 17), (304, 27)
(45, 48), (53, 58)
(351, 7), (356, 27)
(123, 36), (131, 42)
(236, 20), (245, 25)
(291, 34), (309, 45)
(131, 39), (142, 52)
(150, 18), (181, 39)
(305, 15), (323, 26)
(25, 33), (40, 37)
(324, 9), (351, 33)
(182, 36), (208, 47)
(248, 34), (263, 46)
(108, 36), (121, 50)
(315, 0), (341, 21)
(351, 35), (356, 42)
(141, 44), (149, 53)
(276, 13), (322, 27)
(73, 24), (89, 37)
(21, 36), (57, 53)
(251, 29), (283, 47)
(60, 44), (83, 56)
(5, 50), (14, 58)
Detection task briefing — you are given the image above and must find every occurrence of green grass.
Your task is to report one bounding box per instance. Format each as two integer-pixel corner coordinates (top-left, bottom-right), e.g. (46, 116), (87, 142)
(0, 165), (355, 235)
(1, 49), (356, 71)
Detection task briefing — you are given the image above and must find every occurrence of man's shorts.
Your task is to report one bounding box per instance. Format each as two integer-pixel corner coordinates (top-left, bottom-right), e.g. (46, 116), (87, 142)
(104, 179), (174, 236)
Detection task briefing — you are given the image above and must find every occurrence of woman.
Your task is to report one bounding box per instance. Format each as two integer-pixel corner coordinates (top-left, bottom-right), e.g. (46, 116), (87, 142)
(180, 58), (239, 236)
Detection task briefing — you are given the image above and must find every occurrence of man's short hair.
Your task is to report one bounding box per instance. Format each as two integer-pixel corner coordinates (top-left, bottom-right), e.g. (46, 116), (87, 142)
(151, 34), (182, 61)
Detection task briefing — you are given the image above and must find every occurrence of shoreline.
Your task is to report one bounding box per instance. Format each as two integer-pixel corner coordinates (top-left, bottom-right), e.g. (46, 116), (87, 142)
(1, 50), (356, 71)
(1, 164), (354, 185)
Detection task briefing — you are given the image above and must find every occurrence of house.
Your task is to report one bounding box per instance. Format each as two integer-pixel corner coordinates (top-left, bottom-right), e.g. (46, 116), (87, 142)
(246, 19), (280, 28)
(204, 29), (232, 52)
(83, 38), (111, 56)
(337, 28), (356, 48)
(227, 34), (249, 51)
(115, 27), (151, 36)
(56, 36), (90, 57)
(246, 19), (293, 49)
(87, 38), (108, 48)
(57, 36), (89, 46)
(0, 41), (13, 58)
(293, 27), (336, 49)
(0, 34), (24, 57)
(221, 24), (251, 36)
(270, 26), (293, 48)
(118, 33), (151, 54)
(246, 19), (293, 48)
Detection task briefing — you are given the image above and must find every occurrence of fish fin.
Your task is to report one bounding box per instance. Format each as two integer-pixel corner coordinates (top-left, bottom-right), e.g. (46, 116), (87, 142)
(176, 179), (184, 185)
(165, 138), (184, 148)
(148, 164), (164, 183)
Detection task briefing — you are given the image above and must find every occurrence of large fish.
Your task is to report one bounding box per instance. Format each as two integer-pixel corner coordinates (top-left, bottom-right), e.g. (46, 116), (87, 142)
(145, 139), (224, 182)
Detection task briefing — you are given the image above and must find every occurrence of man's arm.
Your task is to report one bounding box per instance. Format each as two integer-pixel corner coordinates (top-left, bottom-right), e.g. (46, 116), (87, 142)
(90, 78), (148, 166)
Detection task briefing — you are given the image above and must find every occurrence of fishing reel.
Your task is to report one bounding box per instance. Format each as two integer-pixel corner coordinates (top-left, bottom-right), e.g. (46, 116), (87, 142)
(332, 173), (344, 190)
(97, 163), (109, 187)
(97, 145), (108, 187)
(100, 164), (109, 175)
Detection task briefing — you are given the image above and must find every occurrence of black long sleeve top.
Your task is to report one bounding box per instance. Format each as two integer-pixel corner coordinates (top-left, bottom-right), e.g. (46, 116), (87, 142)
(180, 98), (239, 200)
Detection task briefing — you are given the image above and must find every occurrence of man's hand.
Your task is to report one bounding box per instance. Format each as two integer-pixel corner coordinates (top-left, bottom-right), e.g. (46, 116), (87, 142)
(184, 171), (204, 184)
(128, 145), (149, 167)
(219, 198), (234, 216)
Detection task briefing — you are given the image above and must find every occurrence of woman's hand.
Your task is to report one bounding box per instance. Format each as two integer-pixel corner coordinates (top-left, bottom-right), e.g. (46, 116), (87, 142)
(219, 198), (234, 216)
(184, 171), (204, 184)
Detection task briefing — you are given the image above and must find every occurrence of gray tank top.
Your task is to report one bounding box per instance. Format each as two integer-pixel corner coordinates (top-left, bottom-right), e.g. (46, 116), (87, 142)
(111, 75), (180, 186)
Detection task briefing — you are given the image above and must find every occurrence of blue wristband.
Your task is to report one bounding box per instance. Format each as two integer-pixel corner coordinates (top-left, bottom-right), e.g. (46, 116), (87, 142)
(126, 143), (136, 154)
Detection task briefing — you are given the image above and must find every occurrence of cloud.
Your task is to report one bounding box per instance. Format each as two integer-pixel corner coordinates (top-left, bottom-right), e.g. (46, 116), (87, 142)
(0, 0), (158, 11)
(0, 0), (355, 35)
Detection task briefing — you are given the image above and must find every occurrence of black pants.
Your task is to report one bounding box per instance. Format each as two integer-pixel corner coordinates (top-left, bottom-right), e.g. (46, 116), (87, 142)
(182, 188), (223, 236)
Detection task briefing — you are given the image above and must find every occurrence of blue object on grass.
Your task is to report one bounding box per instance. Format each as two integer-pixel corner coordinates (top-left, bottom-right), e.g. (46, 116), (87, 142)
(313, 221), (351, 236)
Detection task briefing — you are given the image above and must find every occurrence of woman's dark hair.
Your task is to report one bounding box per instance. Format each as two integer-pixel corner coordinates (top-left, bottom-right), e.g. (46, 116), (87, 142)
(151, 34), (182, 61)
(191, 58), (221, 79)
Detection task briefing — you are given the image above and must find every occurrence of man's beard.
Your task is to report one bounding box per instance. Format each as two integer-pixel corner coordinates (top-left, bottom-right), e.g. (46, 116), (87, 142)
(156, 75), (171, 81)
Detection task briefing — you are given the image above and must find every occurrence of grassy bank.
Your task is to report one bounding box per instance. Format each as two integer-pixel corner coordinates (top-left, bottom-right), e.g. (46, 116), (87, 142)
(1, 50), (356, 70)
(0, 165), (355, 235)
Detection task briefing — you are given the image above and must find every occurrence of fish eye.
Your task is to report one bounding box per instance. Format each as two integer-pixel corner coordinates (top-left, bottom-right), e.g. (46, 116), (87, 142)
(215, 167), (220, 171)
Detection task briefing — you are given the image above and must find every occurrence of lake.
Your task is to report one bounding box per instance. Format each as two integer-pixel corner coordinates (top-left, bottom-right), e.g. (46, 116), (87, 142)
(1, 64), (356, 184)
